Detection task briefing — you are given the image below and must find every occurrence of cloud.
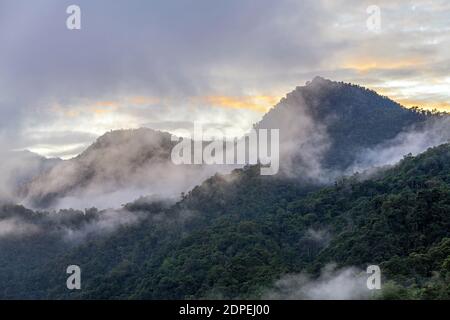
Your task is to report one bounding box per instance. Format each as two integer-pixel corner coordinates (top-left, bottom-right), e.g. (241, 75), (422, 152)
(350, 117), (450, 172)
(0, 145), (60, 203)
(256, 78), (333, 182)
(1, 0), (450, 157)
(0, 217), (40, 238)
(59, 208), (143, 242)
(199, 96), (280, 113)
(0, 197), (173, 243)
(21, 128), (239, 210)
(0, 0), (336, 156)
(264, 264), (371, 300)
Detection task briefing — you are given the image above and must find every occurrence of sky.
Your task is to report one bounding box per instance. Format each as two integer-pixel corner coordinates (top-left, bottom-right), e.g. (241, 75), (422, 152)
(0, 0), (449, 159)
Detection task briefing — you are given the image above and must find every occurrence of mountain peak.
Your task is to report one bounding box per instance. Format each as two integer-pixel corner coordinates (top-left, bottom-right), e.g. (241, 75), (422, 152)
(257, 77), (434, 172)
(307, 76), (331, 86)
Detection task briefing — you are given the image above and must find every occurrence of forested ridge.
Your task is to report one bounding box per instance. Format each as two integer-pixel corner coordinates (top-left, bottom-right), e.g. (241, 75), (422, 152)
(1, 144), (449, 299)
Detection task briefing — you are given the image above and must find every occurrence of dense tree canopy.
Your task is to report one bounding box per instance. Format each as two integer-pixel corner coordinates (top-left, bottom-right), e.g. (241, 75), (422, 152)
(2, 144), (449, 299)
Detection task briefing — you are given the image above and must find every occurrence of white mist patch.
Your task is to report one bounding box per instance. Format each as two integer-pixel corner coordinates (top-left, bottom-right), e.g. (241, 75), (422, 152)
(60, 209), (142, 242)
(22, 129), (238, 210)
(54, 188), (168, 211)
(351, 117), (450, 172)
(256, 84), (332, 182)
(264, 264), (371, 300)
(0, 150), (59, 203)
(0, 217), (40, 238)
(306, 228), (331, 245)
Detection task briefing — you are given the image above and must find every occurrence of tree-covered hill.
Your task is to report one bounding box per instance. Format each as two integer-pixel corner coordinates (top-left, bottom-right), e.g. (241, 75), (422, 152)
(8, 144), (450, 299)
(257, 76), (444, 172)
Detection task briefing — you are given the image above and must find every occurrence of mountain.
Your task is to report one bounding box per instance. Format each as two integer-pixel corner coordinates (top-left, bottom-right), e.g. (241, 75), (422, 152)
(257, 76), (445, 178)
(20, 77), (450, 208)
(22, 128), (230, 209)
(7, 143), (450, 299)
(1, 77), (450, 299)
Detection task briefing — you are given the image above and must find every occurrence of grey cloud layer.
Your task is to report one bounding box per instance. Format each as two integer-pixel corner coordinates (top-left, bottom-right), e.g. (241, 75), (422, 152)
(0, 1), (326, 107)
(1, 0), (449, 156)
(0, 0), (336, 153)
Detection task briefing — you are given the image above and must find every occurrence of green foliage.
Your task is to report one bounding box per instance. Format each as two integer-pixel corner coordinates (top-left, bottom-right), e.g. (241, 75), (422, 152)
(2, 143), (450, 299)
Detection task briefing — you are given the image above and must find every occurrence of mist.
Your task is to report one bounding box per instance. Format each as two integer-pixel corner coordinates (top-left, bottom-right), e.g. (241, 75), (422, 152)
(0, 148), (60, 204)
(350, 117), (450, 173)
(0, 217), (40, 238)
(59, 208), (145, 242)
(256, 80), (332, 182)
(3, 80), (450, 219)
(20, 128), (238, 210)
(264, 264), (372, 300)
(0, 203), (166, 244)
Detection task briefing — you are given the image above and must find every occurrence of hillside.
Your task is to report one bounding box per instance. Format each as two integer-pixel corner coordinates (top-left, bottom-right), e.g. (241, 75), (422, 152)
(8, 143), (449, 299)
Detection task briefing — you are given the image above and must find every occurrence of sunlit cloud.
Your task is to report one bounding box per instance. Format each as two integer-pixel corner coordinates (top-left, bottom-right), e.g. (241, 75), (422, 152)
(196, 95), (281, 113)
(128, 96), (162, 105)
(342, 58), (426, 73)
